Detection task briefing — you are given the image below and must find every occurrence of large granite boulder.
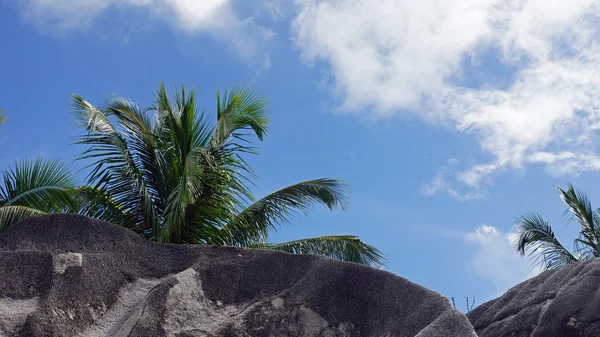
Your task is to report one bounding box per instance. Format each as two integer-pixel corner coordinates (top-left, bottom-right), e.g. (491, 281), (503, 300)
(467, 259), (600, 336)
(0, 214), (475, 337)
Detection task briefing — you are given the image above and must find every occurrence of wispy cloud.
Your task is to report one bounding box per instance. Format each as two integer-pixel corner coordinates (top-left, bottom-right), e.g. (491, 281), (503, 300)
(414, 222), (540, 296)
(19, 0), (228, 32)
(17, 0), (275, 62)
(262, 0), (289, 21)
(291, 0), (600, 195)
(254, 54), (272, 78)
(465, 225), (539, 297)
(422, 158), (484, 200)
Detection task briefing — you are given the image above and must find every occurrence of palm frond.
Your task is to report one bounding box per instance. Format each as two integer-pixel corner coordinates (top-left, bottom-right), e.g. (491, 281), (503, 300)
(253, 235), (386, 269)
(574, 238), (598, 260)
(222, 179), (349, 246)
(514, 213), (578, 270)
(0, 158), (78, 232)
(105, 96), (168, 214)
(151, 86), (242, 243)
(0, 205), (46, 232)
(73, 95), (158, 232)
(0, 158), (78, 213)
(72, 186), (137, 229)
(212, 85), (268, 146)
(158, 147), (207, 243)
(72, 95), (117, 134)
(154, 83), (172, 112)
(182, 154), (254, 245)
(557, 184), (600, 251)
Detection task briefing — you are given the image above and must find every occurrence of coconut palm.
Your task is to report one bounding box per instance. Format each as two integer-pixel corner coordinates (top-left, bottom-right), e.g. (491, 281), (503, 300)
(0, 110), (82, 231)
(72, 84), (385, 268)
(0, 110), (132, 232)
(0, 158), (79, 232)
(514, 183), (600, 271)
(0, 161), (140, 233)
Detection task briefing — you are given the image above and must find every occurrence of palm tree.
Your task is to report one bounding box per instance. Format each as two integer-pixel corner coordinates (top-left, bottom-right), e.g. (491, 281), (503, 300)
(0, 159), (78, 232)
(72, 84), (385, 268)
(514, 183), (600, 271)
(0, 111), (85, 231)
(0, 160), (139, 232)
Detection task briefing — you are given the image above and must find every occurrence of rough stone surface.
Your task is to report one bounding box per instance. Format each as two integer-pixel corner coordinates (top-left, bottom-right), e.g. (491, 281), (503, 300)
(467, 259), (600, 337)
(0, 214), (475, 337)
(52, 253), (83, 274)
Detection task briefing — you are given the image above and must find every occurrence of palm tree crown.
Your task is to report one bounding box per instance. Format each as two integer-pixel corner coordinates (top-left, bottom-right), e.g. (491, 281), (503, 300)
(73, 84), (385, 268)
(0, 111), (81, 231)
(514, 183), (600, 271)
(0, 159), (78, 231)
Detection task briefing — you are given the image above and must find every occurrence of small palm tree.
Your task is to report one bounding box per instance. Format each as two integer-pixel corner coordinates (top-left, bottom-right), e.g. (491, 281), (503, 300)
(0, 112), (87, 231)
(73, 84), (385, 268)
(514, 183), (600, 271)
(0, 160), (140, 232)
(0, 159), (78, 231)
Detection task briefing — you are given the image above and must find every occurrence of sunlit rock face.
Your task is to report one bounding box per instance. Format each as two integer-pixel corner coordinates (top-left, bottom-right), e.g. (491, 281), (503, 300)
(0, 214), (474, 337)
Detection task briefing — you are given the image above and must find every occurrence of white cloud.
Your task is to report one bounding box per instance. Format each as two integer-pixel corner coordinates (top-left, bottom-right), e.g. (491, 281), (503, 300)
(465, 225), (539, 296)
(293, 0), (494, 112)
(17, 0), (274, 62)
(262, 0), (289, 21)
(422, 158), (484, 200)
(19, 0), (227, 32)
(161, 0), (229, 32)
(254, 54), (272, 78)
(292, 0), (600, 194)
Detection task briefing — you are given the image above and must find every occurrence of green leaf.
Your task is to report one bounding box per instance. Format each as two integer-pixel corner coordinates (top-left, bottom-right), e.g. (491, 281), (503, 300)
(213, 85), (268, 146)
(0, 158), (78, 232)
(557, 184), (600, 255)
(223, 179), (348, 246)
(0, 158), (77, 212)
(158, 147), (207, 243)
(0, 205), (46, 232)
(514, 213), (578, 271)
(72, 186), (137, 229)
(253, 235), (387, 269)
(73, 94), (158, 233)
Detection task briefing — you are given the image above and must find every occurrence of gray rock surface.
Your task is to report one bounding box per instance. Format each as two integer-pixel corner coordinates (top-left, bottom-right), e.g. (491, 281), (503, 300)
(0, 214), (475, 337)
(467, 259), (600, 337)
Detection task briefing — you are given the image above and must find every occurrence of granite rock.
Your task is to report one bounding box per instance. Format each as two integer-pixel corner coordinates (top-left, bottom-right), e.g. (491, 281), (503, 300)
(468, 259), (600, 337)
(0, 214), (475, 337)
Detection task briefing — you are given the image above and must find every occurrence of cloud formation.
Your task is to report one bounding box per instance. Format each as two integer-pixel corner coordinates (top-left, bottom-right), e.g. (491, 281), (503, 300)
(292, 0), (600, 196)
(465, 225), (539, 296)
(421, 157), (486, 201)
(18, 0), (273, 62)
(20, 0), (228, 31)
(17, 0), (600, 195)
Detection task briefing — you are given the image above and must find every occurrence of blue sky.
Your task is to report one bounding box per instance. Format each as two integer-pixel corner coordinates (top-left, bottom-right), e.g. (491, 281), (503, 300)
(2, 0), (600, 309)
